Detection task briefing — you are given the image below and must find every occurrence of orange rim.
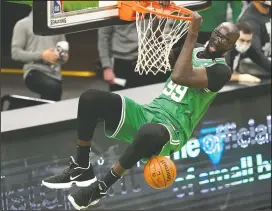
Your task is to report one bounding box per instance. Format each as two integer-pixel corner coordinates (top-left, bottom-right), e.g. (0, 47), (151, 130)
(132, 1), (193, 21)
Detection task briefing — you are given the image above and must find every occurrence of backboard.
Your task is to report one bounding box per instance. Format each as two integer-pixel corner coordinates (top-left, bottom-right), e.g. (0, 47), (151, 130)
(33, 1), (211, 36)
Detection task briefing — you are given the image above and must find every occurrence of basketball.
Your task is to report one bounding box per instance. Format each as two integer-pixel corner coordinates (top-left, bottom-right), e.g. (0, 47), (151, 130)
(143, 156), (177, 189)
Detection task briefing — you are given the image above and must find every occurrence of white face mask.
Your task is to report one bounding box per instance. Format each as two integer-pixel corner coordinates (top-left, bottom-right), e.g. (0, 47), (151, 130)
(235, 42), (251, 53)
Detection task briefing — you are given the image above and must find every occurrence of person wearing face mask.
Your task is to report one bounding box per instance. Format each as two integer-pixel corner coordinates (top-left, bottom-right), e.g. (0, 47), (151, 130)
(226, 21), (261, 83)
(237, 1), (271, 76)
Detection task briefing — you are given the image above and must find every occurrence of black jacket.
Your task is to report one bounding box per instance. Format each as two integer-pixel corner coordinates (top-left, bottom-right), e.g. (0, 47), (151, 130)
(238, 3), (271, 73)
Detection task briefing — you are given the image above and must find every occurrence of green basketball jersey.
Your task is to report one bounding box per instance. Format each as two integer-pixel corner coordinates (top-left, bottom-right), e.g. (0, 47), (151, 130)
(147, 47), (227, 140)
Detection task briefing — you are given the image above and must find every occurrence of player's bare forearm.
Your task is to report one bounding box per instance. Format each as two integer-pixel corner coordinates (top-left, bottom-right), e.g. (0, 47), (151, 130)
(171, 12), (209, 89)
(171, 12), (207, 88)
(171, 31), (198, 83)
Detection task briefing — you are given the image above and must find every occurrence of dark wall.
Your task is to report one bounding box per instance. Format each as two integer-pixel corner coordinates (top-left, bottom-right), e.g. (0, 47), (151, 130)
(2, 1), (99, 71)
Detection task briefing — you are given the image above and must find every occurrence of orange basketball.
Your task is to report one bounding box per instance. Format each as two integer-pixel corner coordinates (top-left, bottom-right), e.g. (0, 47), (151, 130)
(143, 156), (177, 189)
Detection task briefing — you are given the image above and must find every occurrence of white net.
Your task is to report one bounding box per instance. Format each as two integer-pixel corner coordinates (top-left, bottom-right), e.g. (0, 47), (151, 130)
(135, 7), (191, 75)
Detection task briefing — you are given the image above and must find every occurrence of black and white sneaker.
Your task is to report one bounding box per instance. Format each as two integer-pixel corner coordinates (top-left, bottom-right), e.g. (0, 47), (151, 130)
(68, 180), (107, 210)
(42, 156), (97, 189)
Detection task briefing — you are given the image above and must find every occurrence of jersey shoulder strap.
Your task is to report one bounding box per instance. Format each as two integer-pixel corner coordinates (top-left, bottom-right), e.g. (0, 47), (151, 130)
(193, 47), (227, 68)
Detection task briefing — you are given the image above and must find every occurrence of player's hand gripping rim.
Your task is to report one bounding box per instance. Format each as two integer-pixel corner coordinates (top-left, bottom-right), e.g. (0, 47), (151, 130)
(188, 12), (203, 35)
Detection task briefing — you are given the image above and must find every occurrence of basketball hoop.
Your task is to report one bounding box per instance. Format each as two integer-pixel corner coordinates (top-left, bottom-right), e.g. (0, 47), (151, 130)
(118, 1), (193, 75)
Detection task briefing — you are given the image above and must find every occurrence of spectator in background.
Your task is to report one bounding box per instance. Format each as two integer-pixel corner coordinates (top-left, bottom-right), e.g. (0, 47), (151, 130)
(11, 10), (68, 101)
(98, 23), (139, 91)
(238, 1), (271, 76)
(97, 23), (168, 91)
(197, 1), (242, 44)
(226, 21), (261, 83)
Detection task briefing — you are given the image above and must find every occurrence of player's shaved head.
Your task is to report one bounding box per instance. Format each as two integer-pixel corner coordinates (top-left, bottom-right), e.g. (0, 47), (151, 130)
(215, 22), (240, 44)
(204, 22), (240, 58)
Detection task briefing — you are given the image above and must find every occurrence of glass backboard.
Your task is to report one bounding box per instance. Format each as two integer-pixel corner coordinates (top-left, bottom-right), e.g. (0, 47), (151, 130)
(33, 0), (211, 35)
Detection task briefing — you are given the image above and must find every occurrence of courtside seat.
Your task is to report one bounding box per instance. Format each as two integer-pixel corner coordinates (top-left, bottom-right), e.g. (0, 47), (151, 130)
(1, 94), (55, 111)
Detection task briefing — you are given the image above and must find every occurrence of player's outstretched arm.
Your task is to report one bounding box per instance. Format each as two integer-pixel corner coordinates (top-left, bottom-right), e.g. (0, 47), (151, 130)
(171, 12), (209, 89)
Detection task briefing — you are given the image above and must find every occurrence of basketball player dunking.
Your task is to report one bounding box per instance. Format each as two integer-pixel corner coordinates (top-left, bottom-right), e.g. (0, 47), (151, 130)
(42, 11), (239, 210)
